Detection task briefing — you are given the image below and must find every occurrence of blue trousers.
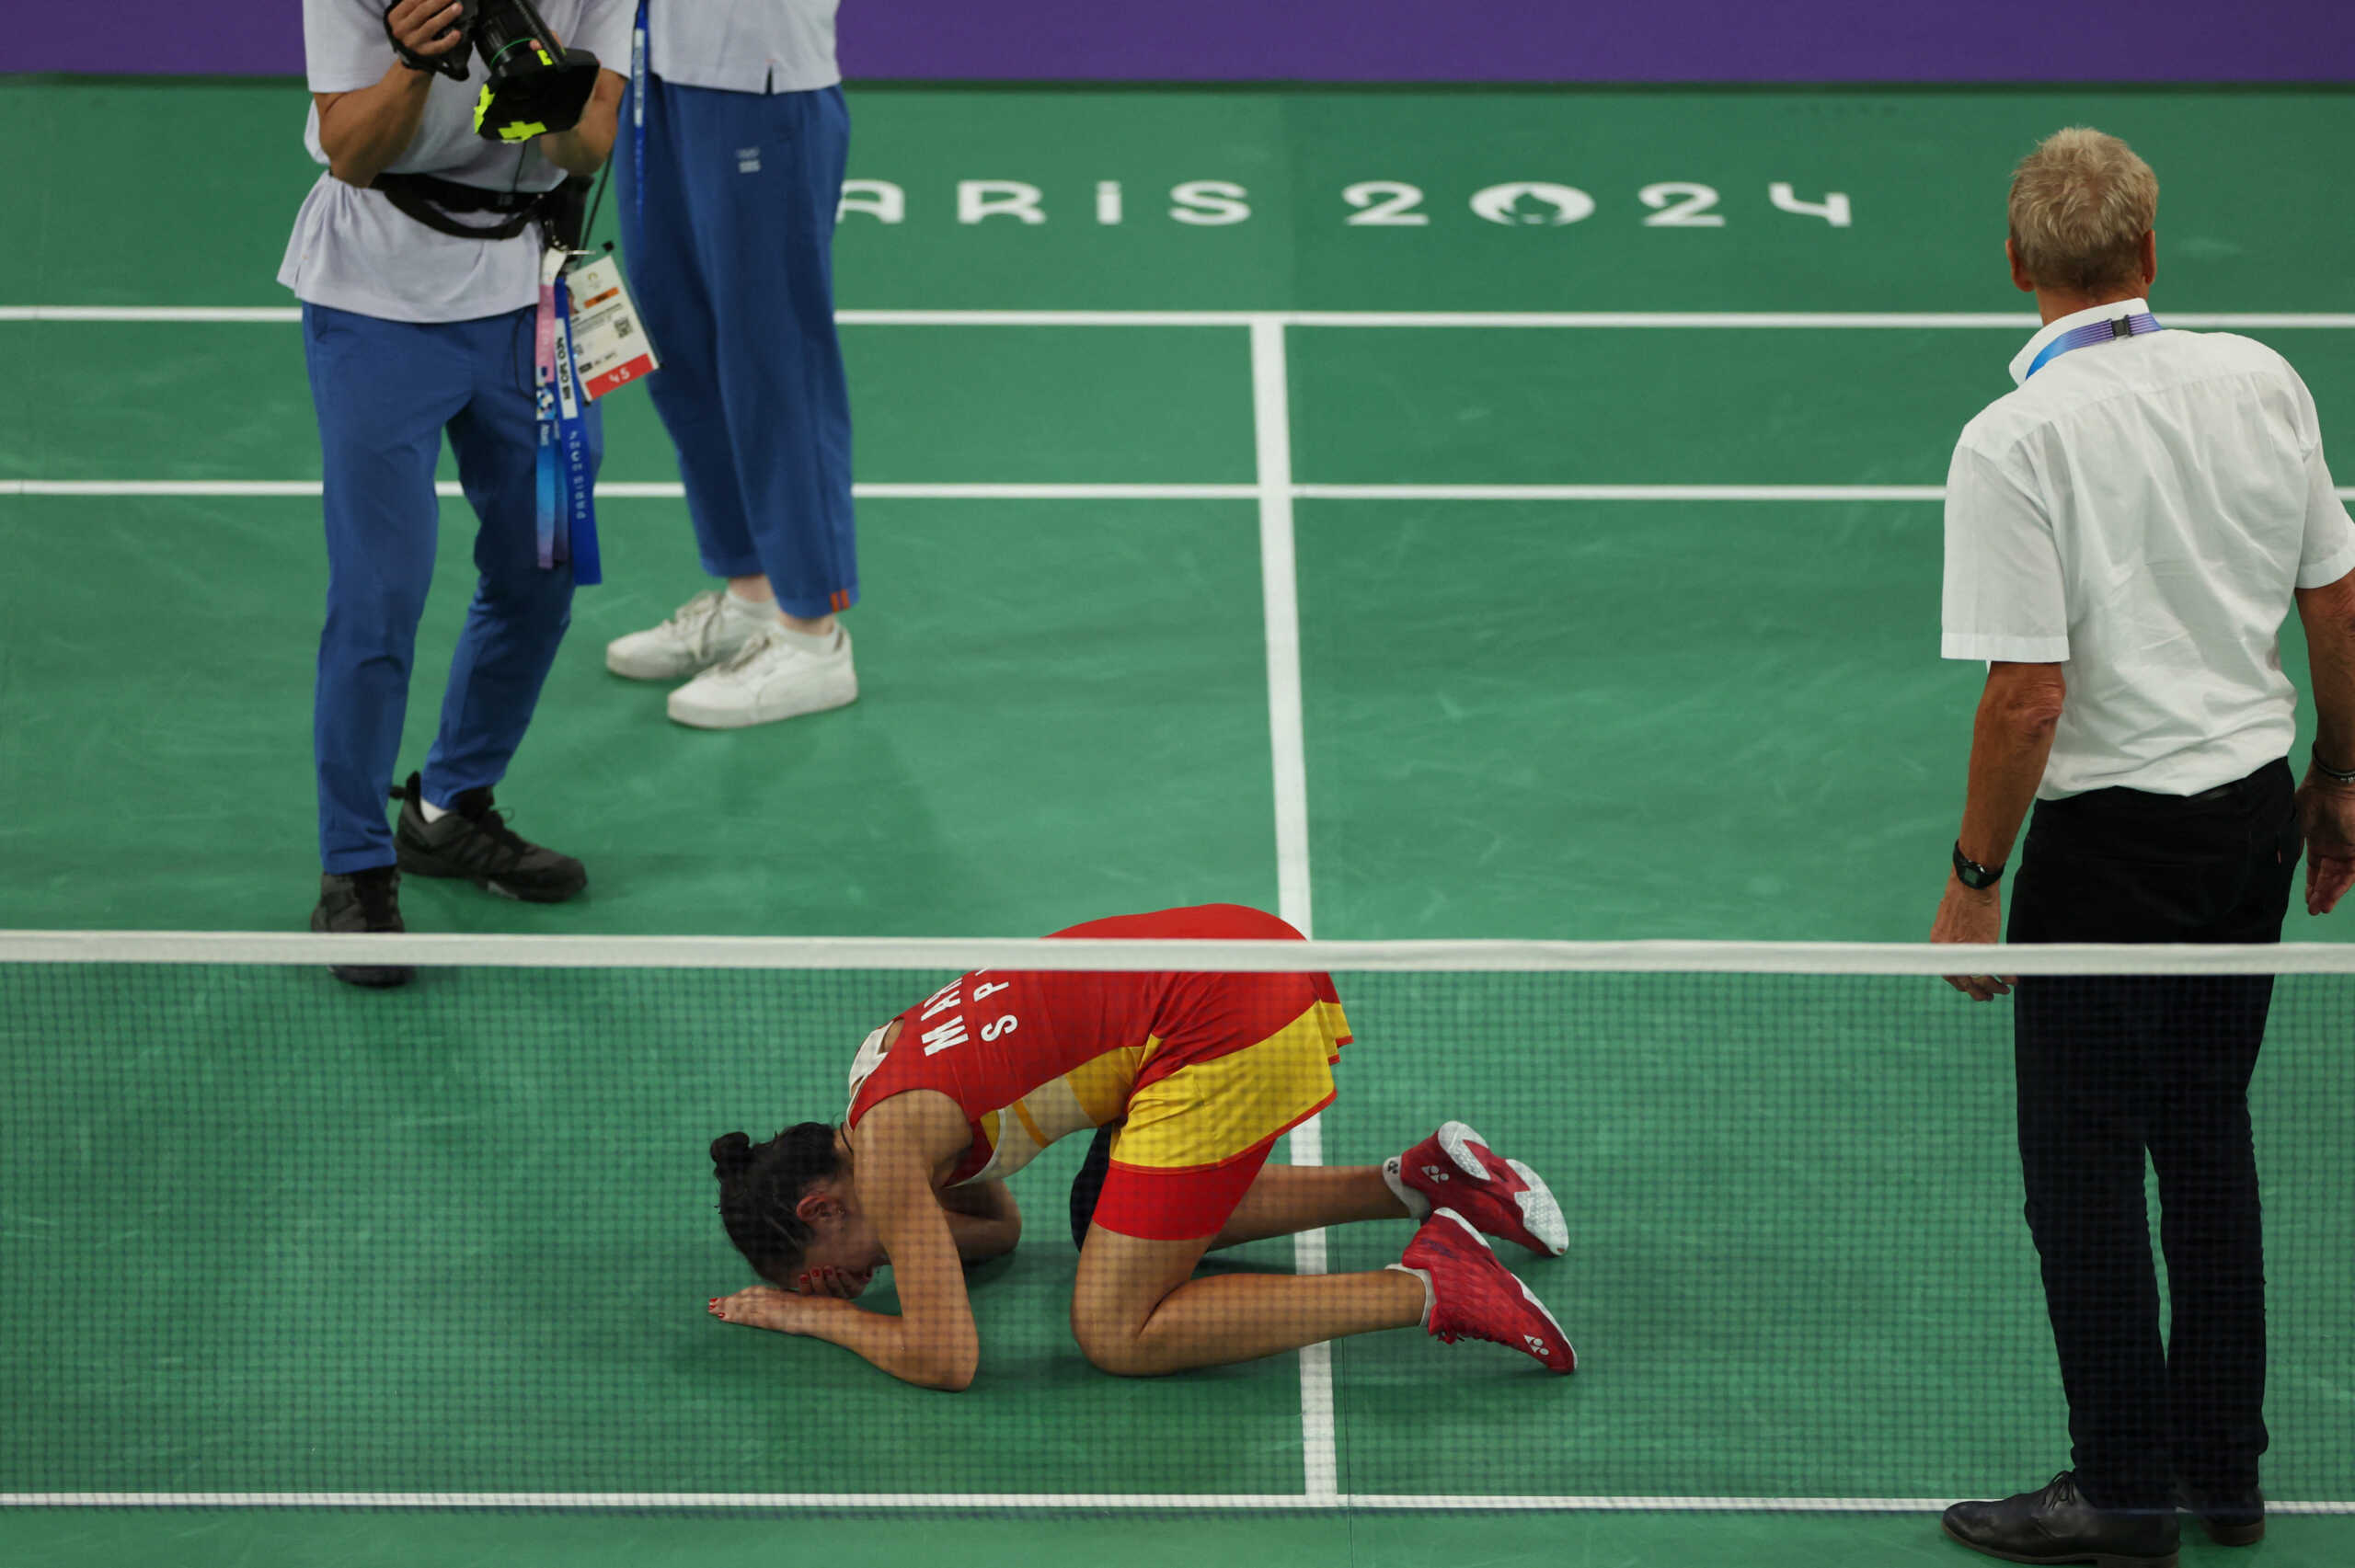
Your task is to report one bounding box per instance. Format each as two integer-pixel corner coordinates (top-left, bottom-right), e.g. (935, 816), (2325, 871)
(304, 303), (603, 875)
(616, 74), (857, 618)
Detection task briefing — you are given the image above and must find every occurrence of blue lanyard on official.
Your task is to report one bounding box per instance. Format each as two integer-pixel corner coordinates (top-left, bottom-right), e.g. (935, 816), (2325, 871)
(631, 0), (649, 221)
(534, 249), (602, 585)
(2022, 310), (2165, 379)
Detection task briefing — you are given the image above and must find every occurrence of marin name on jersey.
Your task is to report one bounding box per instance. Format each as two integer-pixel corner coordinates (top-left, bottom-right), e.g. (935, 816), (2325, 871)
(916, 973), (1017, 1057)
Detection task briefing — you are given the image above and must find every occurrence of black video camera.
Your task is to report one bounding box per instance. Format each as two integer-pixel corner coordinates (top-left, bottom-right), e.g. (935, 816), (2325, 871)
(385, 0), (603, 144)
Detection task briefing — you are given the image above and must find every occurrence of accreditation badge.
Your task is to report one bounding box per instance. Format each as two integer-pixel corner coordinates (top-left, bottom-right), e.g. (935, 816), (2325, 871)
(562, 251), (660, 399)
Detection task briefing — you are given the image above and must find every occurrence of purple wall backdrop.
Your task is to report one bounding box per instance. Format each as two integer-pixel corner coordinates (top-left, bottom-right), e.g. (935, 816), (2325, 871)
(7, 0), (2351, 81)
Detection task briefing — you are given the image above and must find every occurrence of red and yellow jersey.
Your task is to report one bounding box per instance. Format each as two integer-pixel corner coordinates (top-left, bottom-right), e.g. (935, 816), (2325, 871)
(844, 905), (1350, 1186)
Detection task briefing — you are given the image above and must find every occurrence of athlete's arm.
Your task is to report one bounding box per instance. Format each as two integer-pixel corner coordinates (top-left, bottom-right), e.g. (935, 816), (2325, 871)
(744, 1094), (982, 1391)
(939, 1179), (1022, 1264)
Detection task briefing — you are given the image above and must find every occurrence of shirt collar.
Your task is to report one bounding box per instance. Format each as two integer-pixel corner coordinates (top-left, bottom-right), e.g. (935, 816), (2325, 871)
(2008, 297), (2153, 387)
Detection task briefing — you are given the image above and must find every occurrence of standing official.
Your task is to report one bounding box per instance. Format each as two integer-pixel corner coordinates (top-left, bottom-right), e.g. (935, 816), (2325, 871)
(1931, 127), (2355, 1564)
(284, 0), (635, 987)
(604, 0), (860, 729)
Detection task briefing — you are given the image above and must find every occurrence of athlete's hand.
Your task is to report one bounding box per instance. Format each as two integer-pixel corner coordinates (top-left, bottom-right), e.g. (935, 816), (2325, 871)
(793, 1265), (867, 1299)
(707, 1287), (830, 1333)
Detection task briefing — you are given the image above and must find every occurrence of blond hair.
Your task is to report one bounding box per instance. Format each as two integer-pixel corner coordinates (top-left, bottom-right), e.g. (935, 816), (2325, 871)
(2007, 127), (2158, 295)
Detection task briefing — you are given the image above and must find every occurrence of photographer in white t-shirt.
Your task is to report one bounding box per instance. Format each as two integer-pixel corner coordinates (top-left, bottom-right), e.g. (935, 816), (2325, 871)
(280, 0), (632, 988)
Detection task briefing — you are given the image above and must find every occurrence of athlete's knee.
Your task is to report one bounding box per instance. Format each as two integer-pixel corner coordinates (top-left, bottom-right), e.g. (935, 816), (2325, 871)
(1074, 1329), (1157, 1378)
(1069, 1310), (1159, 1378)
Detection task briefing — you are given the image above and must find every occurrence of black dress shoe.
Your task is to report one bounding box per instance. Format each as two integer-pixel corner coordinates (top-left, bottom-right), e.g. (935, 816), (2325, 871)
(2175, 1480), (2264, 1546)
(1942, 1471), (2178, 1567)
(310, 865), (414, 990)
(392, 773), (587, 903)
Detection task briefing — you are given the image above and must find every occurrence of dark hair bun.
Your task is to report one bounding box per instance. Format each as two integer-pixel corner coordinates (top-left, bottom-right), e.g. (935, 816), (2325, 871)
(710, 1131), (757, 1180)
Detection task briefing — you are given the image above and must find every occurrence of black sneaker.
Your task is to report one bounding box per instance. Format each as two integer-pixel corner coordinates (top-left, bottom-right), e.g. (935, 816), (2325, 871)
(1942, 1471), (2178, 1567)
(392, 772), (587, 903)
(310, 865), (414, 990)
(2175, 1480), (2264, 1547)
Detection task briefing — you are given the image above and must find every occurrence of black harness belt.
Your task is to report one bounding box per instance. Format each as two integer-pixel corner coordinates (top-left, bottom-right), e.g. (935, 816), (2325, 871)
(373, 172), (592, 250)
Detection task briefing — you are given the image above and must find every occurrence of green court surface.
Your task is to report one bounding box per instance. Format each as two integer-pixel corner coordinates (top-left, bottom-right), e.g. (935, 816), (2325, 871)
(7, 965), (2353, 1561)
(5, 78), (2355, 1566)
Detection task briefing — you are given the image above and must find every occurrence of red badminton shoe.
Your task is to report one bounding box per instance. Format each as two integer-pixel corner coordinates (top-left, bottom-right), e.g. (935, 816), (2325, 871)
(1393, 1208), (1576, 1374)
(1386, 1121), (1568, 1257)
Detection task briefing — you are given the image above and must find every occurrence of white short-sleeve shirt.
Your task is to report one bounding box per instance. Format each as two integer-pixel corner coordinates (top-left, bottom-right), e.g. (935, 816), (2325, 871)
(1942, 298), (2355, 799)
(278, 0), (635, 323)
(649, 0), (841, 95)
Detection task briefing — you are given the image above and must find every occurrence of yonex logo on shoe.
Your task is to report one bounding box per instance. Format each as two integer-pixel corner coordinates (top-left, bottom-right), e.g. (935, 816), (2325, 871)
(1525, 1334), (1549, 1356)
(1421, 1164), (1451, 1182)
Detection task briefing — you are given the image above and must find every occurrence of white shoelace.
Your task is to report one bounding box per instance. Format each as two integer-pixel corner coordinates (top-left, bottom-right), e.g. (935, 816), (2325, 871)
(713, 624), (787, 674)
(661, 590), (751, 663)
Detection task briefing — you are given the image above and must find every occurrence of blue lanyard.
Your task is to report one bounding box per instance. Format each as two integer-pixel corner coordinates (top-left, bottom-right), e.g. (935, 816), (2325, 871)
(2023, 311), (2164, 379)
(631, 0), (649, 222)
(535, 281), (602, 586)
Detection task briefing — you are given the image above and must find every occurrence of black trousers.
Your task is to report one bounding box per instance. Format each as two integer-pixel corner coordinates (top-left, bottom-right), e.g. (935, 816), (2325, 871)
(2005, 755), (2297, 1509)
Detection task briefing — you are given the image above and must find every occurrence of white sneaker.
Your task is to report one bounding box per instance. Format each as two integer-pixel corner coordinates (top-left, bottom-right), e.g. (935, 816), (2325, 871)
(605, 589), (772, 681)
(666, 624), (858, 729)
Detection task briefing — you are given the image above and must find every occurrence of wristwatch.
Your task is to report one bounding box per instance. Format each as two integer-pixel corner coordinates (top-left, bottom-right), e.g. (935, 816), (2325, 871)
(1952, 841), (2005, 890)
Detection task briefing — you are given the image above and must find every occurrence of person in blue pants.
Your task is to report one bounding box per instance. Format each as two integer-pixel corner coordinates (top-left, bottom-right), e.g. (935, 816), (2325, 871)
(281, 0), (634, 986)
(604, 0), (862, 731)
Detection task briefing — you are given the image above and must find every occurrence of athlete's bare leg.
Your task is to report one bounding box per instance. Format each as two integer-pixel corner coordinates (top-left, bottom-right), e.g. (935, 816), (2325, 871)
(1070, 1224), (1423, 1377)
(1211, 1163), (1407, 1247)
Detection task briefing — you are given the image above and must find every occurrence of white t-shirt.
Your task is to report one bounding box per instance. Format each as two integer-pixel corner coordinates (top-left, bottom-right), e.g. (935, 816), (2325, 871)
(279, 0), (635, 323)
(1942, 298), (2355, 799)
(649, 0), (841, 95)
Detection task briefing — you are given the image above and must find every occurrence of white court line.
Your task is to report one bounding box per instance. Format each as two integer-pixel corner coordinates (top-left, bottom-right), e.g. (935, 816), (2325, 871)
(11, 480), (2355, 503)
(0, 481), (1255, 501)
(1253, 321), (1315, 939)
(856, 482), (1258, 500)
(1249, 316), (1338, 1505)
(4, 1492), (2350, 1513)
(8, 306), (2355, 328)
(0, 306), (305, 322)
(1276, 312), (2355, 330)
(1292, 484), (1952, 502)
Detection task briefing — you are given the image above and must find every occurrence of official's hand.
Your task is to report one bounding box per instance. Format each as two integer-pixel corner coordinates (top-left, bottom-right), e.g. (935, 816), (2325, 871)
(387, 0), (468, 63)
(707, 1287), (830, 1333)
(1932, 876), (2014, 1001)
(2297, 770), (2355, 915)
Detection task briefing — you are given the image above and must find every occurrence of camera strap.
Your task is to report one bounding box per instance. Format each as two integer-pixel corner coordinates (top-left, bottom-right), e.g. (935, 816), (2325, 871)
(534, 247), (602, 584)
(374, 172), (554, 242)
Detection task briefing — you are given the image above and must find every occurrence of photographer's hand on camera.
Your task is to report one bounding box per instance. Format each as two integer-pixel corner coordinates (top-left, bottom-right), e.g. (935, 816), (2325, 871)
(534, 59), (624, 176)
(388, 0), (469, 65)
(316, 2), (469, 187)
